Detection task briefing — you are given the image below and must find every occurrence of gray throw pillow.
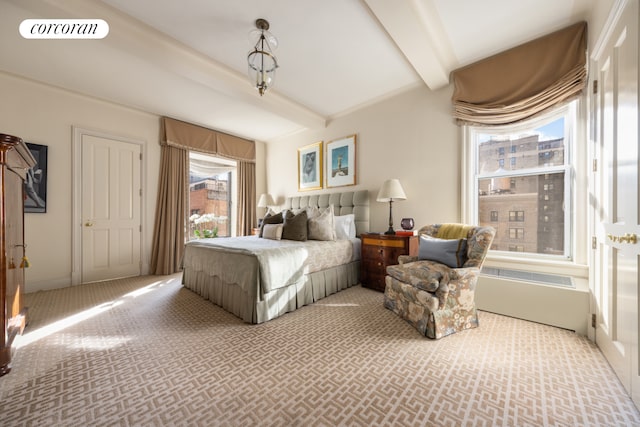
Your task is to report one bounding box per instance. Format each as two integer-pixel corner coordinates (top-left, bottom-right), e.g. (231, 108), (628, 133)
(418, 235), (468, 268)
(259, 211), (284, 237)
(282, 210), (308, 241)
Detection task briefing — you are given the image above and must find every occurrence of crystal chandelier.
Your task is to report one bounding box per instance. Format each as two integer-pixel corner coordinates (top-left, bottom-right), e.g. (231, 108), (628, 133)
(247, 18), (278, 96)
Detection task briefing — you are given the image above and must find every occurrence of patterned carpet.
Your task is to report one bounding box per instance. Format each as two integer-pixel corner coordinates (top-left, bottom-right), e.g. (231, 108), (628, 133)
(0, 273), (638, 426)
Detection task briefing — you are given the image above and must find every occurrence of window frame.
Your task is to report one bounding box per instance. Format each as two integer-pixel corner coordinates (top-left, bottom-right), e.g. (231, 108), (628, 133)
(187, 152), (237, 239)
(461, 101), (588, 276)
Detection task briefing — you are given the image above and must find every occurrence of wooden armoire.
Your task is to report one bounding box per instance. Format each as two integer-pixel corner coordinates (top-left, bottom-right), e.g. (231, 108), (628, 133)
(0, 133), (35, 376)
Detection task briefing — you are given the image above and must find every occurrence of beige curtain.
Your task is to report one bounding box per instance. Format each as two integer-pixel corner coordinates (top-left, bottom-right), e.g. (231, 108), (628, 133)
(162, 117), (256, 161)
(149, 145), (188, 275)
(451, 21), (587, 125)
(236, 160), (256, 236)
(150, 117), (257, 273)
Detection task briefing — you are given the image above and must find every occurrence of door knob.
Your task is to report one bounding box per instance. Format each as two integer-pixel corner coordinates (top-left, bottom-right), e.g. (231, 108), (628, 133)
(85, 221), (94, 227)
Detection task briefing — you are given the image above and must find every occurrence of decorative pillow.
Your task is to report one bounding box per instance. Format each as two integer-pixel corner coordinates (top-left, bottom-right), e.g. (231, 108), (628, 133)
(259, 211), (284, 237)
(265, 207), (280, 216)
(305, 206), (321, 219)
(305, 205), (334, 219)
(308, 205), (336, 241)
(282, 210), (308, 241)
(334, 214), (355, 240)
(418, 235), (468, 268)
(261, 224), (283, 240)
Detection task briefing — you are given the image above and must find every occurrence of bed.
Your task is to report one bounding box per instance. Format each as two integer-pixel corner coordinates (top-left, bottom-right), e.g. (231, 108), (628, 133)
(181, 190), (370, 323)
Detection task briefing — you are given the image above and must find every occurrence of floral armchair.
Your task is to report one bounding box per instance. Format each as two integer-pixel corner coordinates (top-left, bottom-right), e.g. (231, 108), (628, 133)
(383, 223), (495, 339)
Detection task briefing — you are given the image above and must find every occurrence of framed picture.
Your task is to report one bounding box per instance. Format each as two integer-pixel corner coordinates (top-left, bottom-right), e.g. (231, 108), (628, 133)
(298, 141), (323, 191)
(25, 143), (48, 213)
(326, 134), (356, 188)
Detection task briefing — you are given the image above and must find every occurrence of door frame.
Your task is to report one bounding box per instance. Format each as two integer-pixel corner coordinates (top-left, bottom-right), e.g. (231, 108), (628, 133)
(71, 126), (146, 286)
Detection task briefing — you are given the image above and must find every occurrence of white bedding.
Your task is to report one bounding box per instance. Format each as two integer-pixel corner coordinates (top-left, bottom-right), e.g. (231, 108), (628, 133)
(184, 236), (360, 293)
(182, 189), (369, 324)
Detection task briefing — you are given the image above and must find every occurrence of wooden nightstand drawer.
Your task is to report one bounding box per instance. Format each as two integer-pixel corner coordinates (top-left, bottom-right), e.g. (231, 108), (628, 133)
(362, 236), (407, 248)
(362, 258), (387, 275)
(360, 233), (418, 292)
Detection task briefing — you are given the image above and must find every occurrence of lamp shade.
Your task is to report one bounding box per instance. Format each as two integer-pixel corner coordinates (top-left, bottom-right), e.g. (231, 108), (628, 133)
(376, 179), (407, 202)
(257, 193), (275, 208)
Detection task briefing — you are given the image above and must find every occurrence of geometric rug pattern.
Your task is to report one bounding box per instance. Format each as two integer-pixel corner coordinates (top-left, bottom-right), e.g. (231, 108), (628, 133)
(0, 273), (638, 426)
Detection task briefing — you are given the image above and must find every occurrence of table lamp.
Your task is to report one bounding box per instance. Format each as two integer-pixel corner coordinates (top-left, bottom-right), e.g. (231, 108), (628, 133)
(257, 193), (275, 227)
(376, 179), (406, 235)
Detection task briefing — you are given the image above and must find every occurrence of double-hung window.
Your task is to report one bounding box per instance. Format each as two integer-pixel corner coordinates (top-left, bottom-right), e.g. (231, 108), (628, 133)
(463, 102), (577, 262)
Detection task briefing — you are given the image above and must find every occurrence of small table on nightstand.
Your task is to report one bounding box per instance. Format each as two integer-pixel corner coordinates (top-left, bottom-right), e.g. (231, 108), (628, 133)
(360, 232), (419, 292)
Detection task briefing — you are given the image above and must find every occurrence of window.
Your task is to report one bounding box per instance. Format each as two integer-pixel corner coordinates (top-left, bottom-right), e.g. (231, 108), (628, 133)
(509, 228), (524, 239)
(188, 152), (236, 239)
(465, 104), (574, 259)
(509, 211), (525, 222)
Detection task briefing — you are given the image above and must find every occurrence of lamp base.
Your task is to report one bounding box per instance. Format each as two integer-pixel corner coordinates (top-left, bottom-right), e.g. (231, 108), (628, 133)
(384, 227), (395, 235)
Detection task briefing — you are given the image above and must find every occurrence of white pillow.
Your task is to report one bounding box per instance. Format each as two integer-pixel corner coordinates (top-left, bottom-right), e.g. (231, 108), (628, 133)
(261, 223), (283, 240)
(334, 214), (355, 240)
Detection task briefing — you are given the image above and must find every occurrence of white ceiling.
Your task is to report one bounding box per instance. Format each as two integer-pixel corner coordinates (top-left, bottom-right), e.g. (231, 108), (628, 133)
(0, 0), (593, 142)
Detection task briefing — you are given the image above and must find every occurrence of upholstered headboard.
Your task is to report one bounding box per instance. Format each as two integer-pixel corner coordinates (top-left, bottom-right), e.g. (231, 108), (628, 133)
(282, 190), (370, 236)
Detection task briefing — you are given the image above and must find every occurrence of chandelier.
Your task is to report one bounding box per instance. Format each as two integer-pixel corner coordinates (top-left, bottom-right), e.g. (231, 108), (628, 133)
(247, 18), (278, 96)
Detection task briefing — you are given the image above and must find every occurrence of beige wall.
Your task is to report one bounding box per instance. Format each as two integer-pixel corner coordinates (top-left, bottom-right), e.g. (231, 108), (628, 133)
(267, 84), (460, 233)
(1, 71), (268, 292)
(0, 72), (161, 291)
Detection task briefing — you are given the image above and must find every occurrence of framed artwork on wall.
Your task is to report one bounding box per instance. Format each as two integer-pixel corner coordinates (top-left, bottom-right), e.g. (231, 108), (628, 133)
(25, 142), (48, 213)
(298, 141), (323, 191)
(326, 134), (356, 188)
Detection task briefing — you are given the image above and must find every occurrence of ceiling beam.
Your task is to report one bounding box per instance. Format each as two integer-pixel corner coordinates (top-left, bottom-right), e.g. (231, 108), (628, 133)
(363, 0), (455, 90)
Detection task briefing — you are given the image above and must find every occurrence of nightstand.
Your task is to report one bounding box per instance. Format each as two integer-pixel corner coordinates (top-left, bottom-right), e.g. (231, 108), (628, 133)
(360, 233), (419, 292)
(251, 227), (260, 236)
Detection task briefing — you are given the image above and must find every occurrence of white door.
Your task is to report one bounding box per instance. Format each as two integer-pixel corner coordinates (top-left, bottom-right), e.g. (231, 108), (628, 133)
(592, 0), (640, 406)
(81, 134), (142, 283)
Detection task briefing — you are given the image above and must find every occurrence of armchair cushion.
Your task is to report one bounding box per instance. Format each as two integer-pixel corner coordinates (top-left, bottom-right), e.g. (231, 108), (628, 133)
(418, 235), (468, 268)
(387, 261), (451, 310)
(387, 261), (449, 293)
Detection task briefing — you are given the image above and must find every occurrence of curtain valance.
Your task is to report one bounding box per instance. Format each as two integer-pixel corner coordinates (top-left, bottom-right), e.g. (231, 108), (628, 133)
(451, 21), (587, 125)
(161, 117), (256, 162)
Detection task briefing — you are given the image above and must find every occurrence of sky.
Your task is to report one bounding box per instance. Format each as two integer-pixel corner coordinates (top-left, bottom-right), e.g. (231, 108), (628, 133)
(478, 116), (565, 143)
(536, 117), (564, 140)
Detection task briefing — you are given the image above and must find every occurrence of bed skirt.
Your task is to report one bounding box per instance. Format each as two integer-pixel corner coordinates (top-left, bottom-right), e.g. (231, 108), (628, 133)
(182, 261), (360, 324)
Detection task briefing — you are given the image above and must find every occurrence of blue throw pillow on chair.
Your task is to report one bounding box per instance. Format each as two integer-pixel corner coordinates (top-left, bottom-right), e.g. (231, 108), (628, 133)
(418, 235), (468, 268)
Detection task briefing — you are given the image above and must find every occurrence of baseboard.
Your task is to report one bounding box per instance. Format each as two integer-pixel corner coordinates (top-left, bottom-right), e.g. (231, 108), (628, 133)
(25, 276), (73, 293)
(476, 275), (590, 335)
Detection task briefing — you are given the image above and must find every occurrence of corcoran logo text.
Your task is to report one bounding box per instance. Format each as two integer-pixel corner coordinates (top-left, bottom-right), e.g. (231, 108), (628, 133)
(19, 19), (109, 39)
